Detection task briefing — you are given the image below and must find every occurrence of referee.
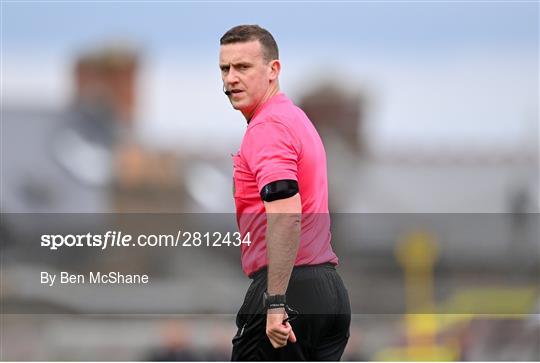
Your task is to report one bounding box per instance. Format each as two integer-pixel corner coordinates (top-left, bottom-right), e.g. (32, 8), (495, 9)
(220, 25), (351, 361)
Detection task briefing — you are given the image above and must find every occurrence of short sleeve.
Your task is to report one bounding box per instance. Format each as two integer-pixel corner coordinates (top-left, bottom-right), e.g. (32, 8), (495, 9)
(241, 120), (299, 193)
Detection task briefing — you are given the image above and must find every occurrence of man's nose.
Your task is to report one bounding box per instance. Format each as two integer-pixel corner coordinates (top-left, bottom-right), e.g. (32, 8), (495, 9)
(225, 68), (239, 84)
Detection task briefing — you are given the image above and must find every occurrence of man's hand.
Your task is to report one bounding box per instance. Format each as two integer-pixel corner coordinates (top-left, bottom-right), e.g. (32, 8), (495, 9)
(266, 308), (297, 348)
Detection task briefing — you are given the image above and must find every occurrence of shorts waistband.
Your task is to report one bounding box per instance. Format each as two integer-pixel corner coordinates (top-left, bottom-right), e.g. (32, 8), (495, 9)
(249, 262), (336, 280)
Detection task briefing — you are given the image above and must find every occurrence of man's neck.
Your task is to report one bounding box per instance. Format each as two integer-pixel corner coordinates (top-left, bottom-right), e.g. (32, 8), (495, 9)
(243, 84), (280, 122)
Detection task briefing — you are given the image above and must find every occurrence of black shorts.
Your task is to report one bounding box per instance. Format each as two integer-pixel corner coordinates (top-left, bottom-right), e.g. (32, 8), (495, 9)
(231, 263), (351, 361)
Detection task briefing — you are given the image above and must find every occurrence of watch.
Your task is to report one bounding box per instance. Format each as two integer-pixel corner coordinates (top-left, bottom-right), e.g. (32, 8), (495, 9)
(263, 291), (287, 310)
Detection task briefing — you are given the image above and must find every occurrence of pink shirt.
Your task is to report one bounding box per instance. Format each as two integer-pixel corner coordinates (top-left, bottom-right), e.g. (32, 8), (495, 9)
(232, 92), (338, 277)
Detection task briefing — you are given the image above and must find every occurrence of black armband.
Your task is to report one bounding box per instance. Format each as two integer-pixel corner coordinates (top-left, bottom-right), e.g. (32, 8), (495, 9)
(260, 179), (299, 202)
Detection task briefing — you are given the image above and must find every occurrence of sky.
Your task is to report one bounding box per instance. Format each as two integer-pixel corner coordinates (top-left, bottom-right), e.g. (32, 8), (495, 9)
(2, 1), (538, 153)
(2, 2), (537, 54)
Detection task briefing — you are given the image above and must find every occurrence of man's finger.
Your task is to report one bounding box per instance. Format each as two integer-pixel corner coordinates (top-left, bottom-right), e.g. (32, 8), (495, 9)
(268, 325), (288, 335)
(269, 336), (287, 348)
(287, 324), (297, 343)
(268, 325), (290, 337)
(268, 329), (288, 341)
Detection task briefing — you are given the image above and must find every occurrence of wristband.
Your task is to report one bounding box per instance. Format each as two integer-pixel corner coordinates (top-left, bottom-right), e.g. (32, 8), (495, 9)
(263, 291), (286, 310)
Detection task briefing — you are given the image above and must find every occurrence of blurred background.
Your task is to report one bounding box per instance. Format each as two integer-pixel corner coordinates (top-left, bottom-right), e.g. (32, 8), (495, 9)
(1, 1), (539, 361)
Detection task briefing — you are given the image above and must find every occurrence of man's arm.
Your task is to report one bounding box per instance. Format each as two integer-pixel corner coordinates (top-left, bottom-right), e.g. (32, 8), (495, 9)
(265, 193), (301, 295)
(264, 193), (301, 348)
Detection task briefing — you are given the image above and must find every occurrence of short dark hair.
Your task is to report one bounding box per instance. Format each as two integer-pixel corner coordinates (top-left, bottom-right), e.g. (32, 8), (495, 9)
(220, 25), (279, 62)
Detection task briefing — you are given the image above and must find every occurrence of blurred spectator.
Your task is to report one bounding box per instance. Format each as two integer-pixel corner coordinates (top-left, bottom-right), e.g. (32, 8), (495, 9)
(145, 321), (200, 361)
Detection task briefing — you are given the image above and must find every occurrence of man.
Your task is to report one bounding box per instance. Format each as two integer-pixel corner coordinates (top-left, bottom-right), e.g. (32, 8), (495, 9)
(220, 25), (351, 361)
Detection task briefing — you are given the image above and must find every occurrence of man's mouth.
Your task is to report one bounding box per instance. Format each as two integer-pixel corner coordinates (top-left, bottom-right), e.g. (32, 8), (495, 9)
(230, 90), (243, 94)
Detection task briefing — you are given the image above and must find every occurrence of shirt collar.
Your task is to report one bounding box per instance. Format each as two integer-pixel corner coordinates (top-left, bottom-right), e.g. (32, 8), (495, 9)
(247, 92), (287, 124)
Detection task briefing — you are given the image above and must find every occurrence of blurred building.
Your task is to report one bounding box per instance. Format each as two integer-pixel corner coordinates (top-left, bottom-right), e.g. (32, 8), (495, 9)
(2, 45), (136, 213)
(2, 40), (538, 362)
(297, 81), (538, 215)
(299, 82), (366, 154)
(75, 45), (138, 126)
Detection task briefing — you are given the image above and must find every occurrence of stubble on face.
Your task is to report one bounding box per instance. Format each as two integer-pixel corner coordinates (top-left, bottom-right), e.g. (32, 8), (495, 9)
(220, 41), (270, 117)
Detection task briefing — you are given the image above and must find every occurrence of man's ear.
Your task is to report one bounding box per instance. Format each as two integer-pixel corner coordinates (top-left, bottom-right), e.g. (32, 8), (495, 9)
(268, 59), (281, 81)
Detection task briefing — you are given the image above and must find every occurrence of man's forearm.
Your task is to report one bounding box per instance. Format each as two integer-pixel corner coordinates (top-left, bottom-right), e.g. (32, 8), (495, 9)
(266, 213), (301, 295)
